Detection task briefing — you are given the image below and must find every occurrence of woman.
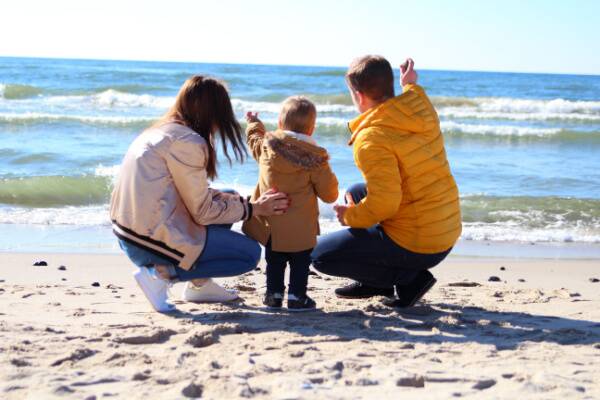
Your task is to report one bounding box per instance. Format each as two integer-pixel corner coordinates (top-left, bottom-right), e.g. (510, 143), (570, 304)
(110, 76), (289, 312)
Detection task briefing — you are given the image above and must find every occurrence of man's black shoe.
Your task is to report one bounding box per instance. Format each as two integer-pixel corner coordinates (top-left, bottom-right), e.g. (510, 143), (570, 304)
(382, 270), (437, 308)
(335, 281), (394, 299)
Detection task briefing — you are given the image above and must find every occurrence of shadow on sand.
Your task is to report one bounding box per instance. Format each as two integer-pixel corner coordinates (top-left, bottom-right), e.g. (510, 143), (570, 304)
(168, 300), (600, 350)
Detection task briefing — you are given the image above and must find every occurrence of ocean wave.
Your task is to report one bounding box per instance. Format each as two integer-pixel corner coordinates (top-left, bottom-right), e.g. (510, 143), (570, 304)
(36, 89), (173, 109)
(89, 89), (174, 109)
(0, 205), (110, 226)
(433, 96), (600, 113)
(0, 176), (598, 244)
(438, 108), (600, 122)
(434, 97), (600, 121)
(1, 89), (356, 116)
(231, 98), (355, 114)
(0, 175), (112, 207)
(440, 121), (562, 137)
(0, 112), (155, 127)
(1, 206), (597, 243)
(253, 93), (354, 106)
(0, 83), (44, 99)
(461, 223), (600, 243)
(460, 195), (600, 229)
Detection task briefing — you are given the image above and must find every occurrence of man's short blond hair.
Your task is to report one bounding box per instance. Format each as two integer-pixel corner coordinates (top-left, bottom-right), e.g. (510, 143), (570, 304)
(279, 96), (317, 134)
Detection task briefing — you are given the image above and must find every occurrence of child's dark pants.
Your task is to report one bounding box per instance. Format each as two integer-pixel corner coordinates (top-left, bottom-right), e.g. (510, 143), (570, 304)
(265, 239), (312, 297)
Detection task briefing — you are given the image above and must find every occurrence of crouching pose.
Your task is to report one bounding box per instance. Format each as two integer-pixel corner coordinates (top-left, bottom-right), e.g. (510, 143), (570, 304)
(311, 57), (462, 307)
(111, 76), (289, 312)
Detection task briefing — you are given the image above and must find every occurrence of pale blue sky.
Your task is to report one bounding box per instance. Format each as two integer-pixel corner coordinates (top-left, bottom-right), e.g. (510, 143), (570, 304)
(1, 0), (598, 74)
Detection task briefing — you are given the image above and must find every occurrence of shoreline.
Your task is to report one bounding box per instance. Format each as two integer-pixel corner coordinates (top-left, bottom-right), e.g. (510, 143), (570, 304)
(1, 223), (599, 260)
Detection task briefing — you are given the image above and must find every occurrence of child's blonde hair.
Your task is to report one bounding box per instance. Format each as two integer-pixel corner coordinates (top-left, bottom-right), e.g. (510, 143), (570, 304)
(279, 96), (317, 134)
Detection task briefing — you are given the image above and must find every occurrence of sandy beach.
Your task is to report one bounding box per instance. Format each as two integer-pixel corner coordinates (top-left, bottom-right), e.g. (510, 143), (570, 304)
(1, 252), (599, 399)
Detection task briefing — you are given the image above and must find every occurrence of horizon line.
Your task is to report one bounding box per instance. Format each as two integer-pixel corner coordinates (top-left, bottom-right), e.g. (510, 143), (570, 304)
(1, 54), (599, 78)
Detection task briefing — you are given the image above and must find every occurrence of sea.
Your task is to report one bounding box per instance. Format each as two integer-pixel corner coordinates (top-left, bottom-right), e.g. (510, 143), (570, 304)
(1, 57), (599, 258)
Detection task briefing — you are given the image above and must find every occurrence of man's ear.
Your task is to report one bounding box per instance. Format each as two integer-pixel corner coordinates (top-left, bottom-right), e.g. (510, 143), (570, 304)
(355, 91), (366, 108)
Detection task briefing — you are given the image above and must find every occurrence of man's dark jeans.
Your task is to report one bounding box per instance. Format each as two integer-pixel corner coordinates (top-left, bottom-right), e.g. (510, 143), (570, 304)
(310, 183), (451, 288)
(265, 239), (312, 297)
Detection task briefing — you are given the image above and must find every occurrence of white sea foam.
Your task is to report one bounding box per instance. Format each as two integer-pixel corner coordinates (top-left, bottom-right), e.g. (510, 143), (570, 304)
(440, 121), (562, 136)
(39, 91), (169, 110)
(90, 89), (174, 109)
(438, 108), (600, 122)
(0, 205), (111, 226)
(231, 98), (355, 114)
(478, 97), (600, 114)
(0, 112), (154, 125)
(436, 97), (600, 122)
(0, 201), (597, 244)
(461, 222), (600, 243)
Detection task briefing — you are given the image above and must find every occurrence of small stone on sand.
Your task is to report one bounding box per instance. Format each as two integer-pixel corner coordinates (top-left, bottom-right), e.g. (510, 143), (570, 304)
(488, 276), (501, 282)
(589, 278), (599, 283)
(91, 282), (100, 287)
(181, 382), (203, 398)
(396, 374), (425, 388)
(58, 266), (67, 271)
(33, 261), (48, 266)
(448, 281), (481, 287)
(132, 372), (150, 381)
(472, 379), (496, 390)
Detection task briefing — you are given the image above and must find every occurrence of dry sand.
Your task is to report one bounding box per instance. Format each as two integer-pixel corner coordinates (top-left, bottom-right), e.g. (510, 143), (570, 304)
(1, 252), (599, 399)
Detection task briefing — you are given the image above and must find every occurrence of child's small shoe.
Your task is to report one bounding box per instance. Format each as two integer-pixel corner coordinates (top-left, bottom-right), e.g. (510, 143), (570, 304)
(263, 292), (283, 309)
(287, 294), (317, 312)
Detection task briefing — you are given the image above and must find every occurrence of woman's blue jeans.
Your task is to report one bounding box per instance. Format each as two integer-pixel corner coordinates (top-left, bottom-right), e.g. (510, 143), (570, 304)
(118, 191), (260, 281)
(119, 225), (260, 281)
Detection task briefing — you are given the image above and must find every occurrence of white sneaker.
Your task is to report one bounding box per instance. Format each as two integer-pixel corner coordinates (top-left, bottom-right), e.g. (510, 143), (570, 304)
(132, 267), (176, 313)
(181, 279), (239, 303)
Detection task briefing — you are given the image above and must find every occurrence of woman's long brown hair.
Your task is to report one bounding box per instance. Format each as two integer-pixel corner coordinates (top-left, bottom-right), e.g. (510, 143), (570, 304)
(154, 75), (245, 180)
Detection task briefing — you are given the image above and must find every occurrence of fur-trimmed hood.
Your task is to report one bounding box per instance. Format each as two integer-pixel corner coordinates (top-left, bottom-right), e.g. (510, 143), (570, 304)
(243, 121), (339, 252)
(265, 130), (329, 170)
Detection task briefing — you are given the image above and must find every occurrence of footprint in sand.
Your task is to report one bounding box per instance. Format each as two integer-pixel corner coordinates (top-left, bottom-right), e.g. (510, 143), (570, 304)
(114, 329), (177, 345)
(185, 323), (250, 348)
(51, 348), (98, 367)
(235, 284), (256, 292)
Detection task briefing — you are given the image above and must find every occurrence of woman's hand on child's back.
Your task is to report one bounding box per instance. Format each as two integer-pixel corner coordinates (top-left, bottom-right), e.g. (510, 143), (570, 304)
(251, 188), (290, 217)
(400, 58), (418, 87)
(246, 111), (261, 123)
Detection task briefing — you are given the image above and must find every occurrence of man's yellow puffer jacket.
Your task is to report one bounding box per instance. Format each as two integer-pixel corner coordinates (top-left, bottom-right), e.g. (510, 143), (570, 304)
(344, 83), (462, 254)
